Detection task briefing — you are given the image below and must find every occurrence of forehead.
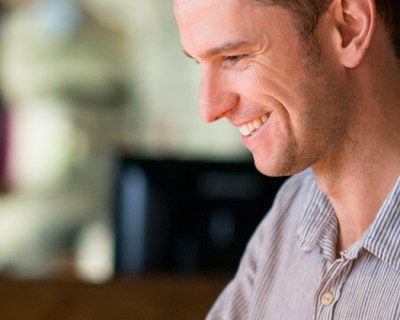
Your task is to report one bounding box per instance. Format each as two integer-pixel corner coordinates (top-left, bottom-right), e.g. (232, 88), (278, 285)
(174, 0), (273, 56)
(174, 0), (248, 13)
(174, 0), (256, 26)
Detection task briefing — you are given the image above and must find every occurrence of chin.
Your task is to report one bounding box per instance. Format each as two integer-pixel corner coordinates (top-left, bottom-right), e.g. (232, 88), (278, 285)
(252, 155), (302, 178)
(253, 158), (284, 177)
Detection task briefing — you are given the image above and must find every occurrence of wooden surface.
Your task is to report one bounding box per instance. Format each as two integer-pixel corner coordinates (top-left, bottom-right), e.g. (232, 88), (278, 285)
(0, 275), (230, 320)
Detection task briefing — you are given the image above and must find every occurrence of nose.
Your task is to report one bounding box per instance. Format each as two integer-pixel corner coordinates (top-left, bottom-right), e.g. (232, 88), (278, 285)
(198, 67), (237, 123)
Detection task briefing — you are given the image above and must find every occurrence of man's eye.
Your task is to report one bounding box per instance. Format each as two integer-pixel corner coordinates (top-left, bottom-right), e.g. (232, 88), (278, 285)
(225, 55), (247, 64)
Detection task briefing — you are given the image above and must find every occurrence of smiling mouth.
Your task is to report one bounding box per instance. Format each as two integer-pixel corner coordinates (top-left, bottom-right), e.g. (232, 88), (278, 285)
(239, 113), (270, 136)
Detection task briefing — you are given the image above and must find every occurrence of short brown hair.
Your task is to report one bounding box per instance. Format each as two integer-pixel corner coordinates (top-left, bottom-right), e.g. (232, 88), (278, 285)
(255, 0), (400, 58)
(375, 0), (400, 58)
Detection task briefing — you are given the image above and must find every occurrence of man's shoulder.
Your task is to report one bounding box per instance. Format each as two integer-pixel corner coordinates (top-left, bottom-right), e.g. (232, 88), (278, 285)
(259, 169), (314, 232)
(272, 168), (315, 211)
(251, 169), (315, 244)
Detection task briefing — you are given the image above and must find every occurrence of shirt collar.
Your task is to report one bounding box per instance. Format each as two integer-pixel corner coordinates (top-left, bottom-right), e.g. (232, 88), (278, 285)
(298, 174), (400, 271)
(297, 177), (337, 253)
(360, 177), (400, 271)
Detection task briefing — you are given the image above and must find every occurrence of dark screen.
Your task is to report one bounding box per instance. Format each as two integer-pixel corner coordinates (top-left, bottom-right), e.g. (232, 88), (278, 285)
(113, 156), (288, 276)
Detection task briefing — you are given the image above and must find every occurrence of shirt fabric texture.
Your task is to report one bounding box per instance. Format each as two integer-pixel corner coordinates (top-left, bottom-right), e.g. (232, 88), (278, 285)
(206, 169), (400, 319)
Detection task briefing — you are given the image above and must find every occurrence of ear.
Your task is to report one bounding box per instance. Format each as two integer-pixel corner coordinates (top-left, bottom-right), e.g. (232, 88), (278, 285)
(331, 0), (376, 68)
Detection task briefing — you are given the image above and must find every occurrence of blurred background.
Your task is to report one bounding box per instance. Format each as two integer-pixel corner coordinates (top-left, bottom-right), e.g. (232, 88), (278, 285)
(0, 0), (251, 283)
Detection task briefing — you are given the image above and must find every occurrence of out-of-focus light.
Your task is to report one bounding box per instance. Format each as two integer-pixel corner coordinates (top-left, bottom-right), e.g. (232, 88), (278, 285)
(8, 99), (73, 191)
(30, 0), (81, 39)
(75, 221), (114, 283)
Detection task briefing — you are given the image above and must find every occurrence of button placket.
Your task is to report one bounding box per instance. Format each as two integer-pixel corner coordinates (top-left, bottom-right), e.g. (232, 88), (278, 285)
(315, 258), (353, 319)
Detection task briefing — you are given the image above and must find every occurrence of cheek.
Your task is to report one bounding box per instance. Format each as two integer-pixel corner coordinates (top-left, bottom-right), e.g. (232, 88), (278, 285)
(235, 59), (305, 112)
(293, 68), (351, 150)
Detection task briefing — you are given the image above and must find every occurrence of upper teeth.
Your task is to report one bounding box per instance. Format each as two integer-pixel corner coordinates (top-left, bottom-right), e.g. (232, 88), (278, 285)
(239, 114), (269, 136)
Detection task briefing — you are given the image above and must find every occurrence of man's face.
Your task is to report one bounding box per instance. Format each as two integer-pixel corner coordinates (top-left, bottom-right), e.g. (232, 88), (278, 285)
(174, 0), (351, 176)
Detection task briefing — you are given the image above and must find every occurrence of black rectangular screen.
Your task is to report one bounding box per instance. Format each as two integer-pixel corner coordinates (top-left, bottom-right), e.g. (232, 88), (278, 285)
(112, 155), (287, 275)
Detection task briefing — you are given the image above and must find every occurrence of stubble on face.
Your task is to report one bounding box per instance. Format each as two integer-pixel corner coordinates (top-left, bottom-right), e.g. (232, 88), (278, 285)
(256, 37), (353, 177)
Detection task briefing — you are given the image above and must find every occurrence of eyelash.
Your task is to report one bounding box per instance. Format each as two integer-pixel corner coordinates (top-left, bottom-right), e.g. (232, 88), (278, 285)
(225, 55), (247, 64)
(192, 54), (248, 66)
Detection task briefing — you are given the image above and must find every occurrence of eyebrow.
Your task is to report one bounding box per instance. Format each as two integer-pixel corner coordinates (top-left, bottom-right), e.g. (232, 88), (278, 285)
(183, 40), (252, 60)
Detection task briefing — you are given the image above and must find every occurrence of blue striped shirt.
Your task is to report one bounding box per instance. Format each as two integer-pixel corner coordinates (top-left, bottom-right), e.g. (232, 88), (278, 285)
(207, 170), (400, 319)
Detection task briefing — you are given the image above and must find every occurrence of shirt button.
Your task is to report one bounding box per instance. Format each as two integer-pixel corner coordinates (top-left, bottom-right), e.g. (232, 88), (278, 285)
(321, 292), (334, 306)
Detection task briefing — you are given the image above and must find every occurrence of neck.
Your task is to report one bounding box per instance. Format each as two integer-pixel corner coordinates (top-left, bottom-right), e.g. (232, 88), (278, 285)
(312, 66), (400, 253)
(313, 164), (399, 252)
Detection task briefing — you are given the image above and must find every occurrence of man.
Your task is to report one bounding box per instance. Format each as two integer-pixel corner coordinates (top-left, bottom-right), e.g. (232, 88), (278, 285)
(174, 0), (400, 318)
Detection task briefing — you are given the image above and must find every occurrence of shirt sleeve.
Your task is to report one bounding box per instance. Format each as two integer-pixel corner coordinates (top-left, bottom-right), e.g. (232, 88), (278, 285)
(205, 171), (309, 319)
(206, 218), (265, 319)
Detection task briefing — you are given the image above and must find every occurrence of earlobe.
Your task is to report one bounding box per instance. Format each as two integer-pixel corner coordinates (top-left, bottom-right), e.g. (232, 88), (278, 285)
(334, 0), (376, 68)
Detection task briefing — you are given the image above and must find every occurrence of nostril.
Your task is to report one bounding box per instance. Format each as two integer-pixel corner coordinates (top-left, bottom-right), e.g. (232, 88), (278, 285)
(198, 76), (238, 123)
(204, 110), (225, 123)
(201, 113), (219, 123)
